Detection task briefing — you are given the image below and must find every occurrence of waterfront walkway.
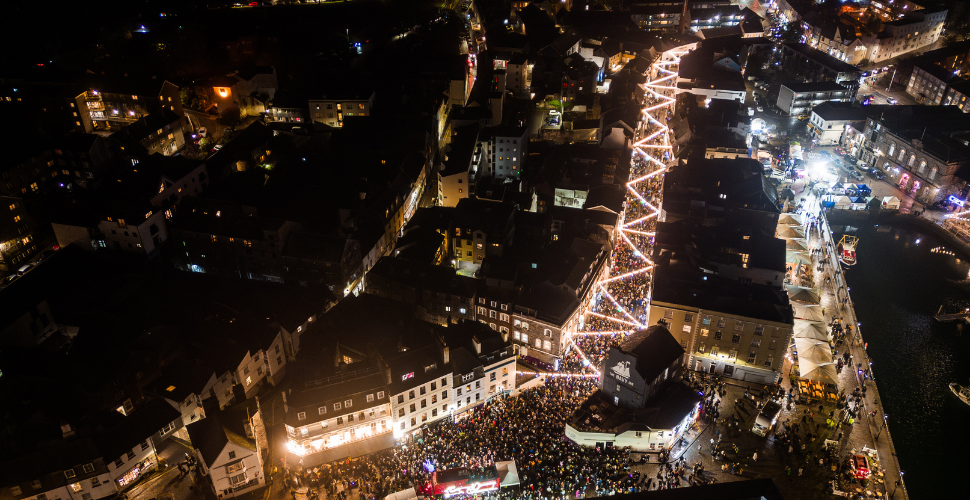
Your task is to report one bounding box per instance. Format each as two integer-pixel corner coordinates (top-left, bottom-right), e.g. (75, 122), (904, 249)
(795, 182), (910, 500)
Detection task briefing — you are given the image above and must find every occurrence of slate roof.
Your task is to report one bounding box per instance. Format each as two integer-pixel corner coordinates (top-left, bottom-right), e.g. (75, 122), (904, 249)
(619, 325), (685, 382)
(186, 402), (256, 467)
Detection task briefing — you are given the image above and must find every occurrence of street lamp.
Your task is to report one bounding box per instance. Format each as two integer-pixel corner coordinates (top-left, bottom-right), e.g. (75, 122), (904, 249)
(875, 414), (888, 439)
(891, 471), (904, 498)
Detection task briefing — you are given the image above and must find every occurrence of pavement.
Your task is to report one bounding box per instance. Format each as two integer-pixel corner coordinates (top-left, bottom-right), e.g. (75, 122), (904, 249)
(805, 145), (949, 222)
(790, 181), (911, 500)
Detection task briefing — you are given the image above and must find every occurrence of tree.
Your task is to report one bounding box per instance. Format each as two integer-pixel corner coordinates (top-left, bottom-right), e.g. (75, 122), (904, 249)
(199, 137), (213, 149)
(218, 105), (241, 130)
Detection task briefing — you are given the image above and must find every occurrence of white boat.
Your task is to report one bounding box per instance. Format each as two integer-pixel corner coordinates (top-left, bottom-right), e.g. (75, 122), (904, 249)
(950, 383), (970, 407)
(837, 235), (858, 266)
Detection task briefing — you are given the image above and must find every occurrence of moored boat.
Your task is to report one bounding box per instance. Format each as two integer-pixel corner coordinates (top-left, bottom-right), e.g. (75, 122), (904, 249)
(837, 235), (858, 266)
(950, 382), (970, 407)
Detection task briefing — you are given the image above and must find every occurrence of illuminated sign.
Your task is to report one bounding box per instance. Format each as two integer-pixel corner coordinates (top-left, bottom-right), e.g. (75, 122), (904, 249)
(117, 457), (155, 487)
(610, 360), (631, 384)
(443, 480), (499, 497)
(949, 195), (965, 207)
(401, 372), (414, 382)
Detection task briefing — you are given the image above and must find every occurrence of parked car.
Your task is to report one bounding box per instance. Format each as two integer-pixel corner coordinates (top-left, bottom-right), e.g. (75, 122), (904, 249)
(868, 168), (885, 180)
(17, 263), (37, 275)
(848, 170), (864, 181)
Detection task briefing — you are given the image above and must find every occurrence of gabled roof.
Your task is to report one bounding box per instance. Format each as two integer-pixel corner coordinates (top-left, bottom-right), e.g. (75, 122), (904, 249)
(619, 326), (685, 382)
(186, 402), (256, 467)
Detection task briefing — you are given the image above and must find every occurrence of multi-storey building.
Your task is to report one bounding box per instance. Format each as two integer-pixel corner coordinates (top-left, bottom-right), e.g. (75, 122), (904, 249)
(0, 196), (36, 273)
(71, 79), (183, 134)
(809, 102), (871, 145)
(52, 133), (117, 188)
(776, 82), (853, 117)
(364, 256), (477, 325)
(565, 326), (702, 452)
(780, 43), (861, 85)
(439, 125), (479, 207)
(506, 54), (534, 97)
(188, 402), (266, 499)
(450, 199), (517, 271)
(860, 106), (970, 204)
(385, 342), (456, 439)
(942, 80), (970, 113)
(648, 266), (794, 384)
(170, 197), (297, 280)
(309, 90), (376, 128)
(476, 126), (529, 180)
(282, 232), (363, 295)
(284, 367), (391, 464)
(513, 238), (611, 364)
(863, 8), (947, 64)
(265, 90), (307, 124)
(629, 6), (686, 33)
(109, 110), (185, 156)
(906, 62), (965, 105)
(51, 154), (207, 257)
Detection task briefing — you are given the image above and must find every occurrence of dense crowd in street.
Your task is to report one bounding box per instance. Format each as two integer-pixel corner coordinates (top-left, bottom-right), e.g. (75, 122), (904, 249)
(281, 378), (650, 500)
(573, 86), (674, 372)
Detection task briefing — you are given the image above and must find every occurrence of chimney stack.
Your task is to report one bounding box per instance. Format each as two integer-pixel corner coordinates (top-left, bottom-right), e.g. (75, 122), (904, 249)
(60, 421), (75, 438)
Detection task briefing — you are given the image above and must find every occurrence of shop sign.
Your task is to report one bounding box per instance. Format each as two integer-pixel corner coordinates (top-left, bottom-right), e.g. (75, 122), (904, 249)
(443, 479), (499, 497)
(117, 457), (155, 487)
(948, 195), (965, 207)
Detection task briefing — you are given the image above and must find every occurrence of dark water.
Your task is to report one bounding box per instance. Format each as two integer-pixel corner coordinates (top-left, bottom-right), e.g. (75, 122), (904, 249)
(844, 223), (970, 498)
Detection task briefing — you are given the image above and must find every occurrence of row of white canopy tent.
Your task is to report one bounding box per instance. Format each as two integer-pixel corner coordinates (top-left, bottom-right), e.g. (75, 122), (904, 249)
(774, 216), (840, 386)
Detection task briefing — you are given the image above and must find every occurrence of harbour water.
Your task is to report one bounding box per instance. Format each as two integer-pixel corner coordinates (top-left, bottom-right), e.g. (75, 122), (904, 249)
(842, 222), (970, 498)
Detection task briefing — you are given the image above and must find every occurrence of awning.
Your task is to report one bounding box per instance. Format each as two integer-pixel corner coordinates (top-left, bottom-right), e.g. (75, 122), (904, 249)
(800, 362), (839, 385)
(786, 284), (821, 304)
(786, 239), (809, 251)
(786, 250), (812, 265)
(777, 226), (806, 240)
(793, 320), (828, 341)
(793, 304), (824, 321)
(795, 338), (833, 364)
(778, 213), (802, 226)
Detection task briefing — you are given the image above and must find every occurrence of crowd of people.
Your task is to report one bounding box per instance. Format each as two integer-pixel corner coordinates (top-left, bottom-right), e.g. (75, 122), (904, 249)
(280, 378), (650, 500)
(570, 85), (674, 373)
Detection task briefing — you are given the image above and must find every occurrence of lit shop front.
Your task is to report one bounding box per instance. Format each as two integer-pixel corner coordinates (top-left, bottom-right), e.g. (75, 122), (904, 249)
(425, 462), (519, 498)
(117, 457), (156, 488)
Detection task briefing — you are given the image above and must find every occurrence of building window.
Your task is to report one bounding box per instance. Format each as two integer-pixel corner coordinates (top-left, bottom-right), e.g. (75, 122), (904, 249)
(684, 313), (693, 322)
(747, 352), (757, 364)
(318, 407), (327, 415)
(83, 463), (95, 473)
(754, 325), (764, 336)
(345, 399), (353, 408)
(764, 355), (773, 367)
(334, 402), (342, 410)
(378, 391), (385, 399)
(751, 338), (762, 348)
(731, 334), (741, 344)
(297, 412), (306, 420)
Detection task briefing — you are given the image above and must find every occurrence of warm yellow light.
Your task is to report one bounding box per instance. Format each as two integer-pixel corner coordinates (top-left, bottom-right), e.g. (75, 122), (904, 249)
(165, 385), (176, 392)
(216, 87), (230, 98)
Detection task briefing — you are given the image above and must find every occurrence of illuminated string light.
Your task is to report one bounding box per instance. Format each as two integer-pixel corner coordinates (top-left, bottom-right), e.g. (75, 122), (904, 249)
(555, 50), (681, 378)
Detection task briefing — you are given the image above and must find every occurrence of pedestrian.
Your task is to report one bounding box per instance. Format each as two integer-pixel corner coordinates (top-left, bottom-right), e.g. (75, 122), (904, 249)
(798, 468), (803, 476)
